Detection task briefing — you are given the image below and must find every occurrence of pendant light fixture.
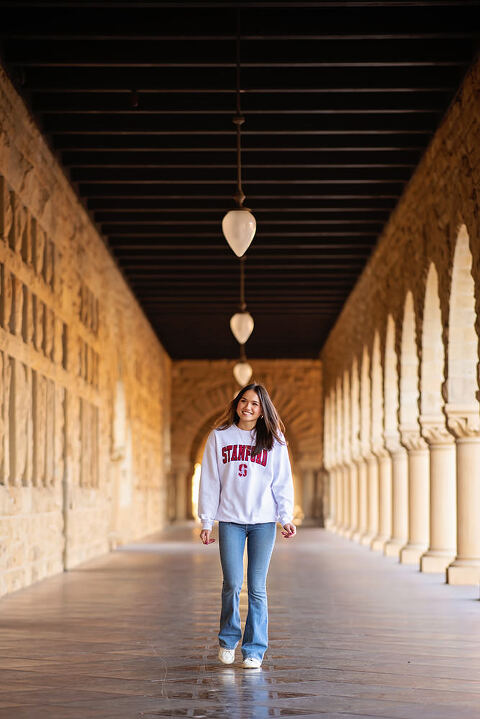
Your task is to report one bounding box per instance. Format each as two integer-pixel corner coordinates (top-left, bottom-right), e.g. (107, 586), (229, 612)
(230, 256), (254, 344)
(233, 344), (253, 386)
(222, 11), (256, 257)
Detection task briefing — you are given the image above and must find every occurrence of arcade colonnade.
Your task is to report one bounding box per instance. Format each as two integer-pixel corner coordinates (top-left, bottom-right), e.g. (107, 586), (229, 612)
(321, 59), (480, 586)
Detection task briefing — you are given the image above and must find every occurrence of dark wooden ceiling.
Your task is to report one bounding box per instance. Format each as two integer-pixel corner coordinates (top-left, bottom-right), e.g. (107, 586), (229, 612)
(1, 1), (479, 359)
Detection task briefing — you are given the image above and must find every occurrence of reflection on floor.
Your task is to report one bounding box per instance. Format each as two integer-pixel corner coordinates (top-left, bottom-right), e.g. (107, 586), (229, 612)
(0, 526), (479, 718)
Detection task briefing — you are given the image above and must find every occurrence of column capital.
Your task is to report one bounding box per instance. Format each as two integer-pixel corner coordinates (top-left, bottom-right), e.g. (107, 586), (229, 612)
(399, 427), (427, 452)
(384, 432), (404, 456)
(372, 442), (389, 459)
(444, 404), (480, 440)
(419, 415), (455, 446)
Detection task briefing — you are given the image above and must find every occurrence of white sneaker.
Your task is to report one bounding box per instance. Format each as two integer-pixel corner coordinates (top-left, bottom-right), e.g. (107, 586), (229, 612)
(218, 647), (235, 665)
(242, 657), (262, 669)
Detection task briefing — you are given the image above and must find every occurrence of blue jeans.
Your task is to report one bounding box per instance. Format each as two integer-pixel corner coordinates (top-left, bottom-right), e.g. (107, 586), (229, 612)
(218, 521), (277, 661)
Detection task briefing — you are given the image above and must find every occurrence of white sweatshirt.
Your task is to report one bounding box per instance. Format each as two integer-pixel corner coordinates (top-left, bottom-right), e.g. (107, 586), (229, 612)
(198, 424), (294, 531)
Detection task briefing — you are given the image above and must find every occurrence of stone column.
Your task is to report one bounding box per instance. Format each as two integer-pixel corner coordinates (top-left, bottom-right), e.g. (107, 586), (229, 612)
(446, 409), (480, 585)
(399, 433), (430, 565)
(384, 445), (408, 558)
(361, 453), (379, 547)
(174, 461), (190, 522)
(340, 464), (351, 536)
(301, 468), (317, 526)
(353, 457), (368, 543)
(347, 460), (359, 539)
(334, 465), (344, 533)
(371, 449), (392, 552)
(420, 420), (456, 573)
(325, 465), (336, 530)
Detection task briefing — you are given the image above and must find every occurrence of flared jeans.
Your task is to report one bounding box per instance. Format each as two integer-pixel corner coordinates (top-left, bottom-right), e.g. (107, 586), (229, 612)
(218, 521), (277, 661)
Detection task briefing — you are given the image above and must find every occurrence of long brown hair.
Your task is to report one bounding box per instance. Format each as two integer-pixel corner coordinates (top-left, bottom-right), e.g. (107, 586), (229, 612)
(216, 383), (286, 456)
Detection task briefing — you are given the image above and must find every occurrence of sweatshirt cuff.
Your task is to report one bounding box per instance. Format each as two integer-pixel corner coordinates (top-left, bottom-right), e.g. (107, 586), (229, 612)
(279, 515), (293, 526)
(201, 520), (214, 531)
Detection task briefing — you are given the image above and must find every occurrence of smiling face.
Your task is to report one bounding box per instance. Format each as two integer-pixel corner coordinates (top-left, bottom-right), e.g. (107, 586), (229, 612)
(236, 389), (262, 429)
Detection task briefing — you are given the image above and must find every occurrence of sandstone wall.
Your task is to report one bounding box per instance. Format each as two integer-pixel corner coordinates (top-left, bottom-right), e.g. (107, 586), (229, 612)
(0, 66), (171, 597)
(171, 359), (323, 525)
(321, 60), (480, 391)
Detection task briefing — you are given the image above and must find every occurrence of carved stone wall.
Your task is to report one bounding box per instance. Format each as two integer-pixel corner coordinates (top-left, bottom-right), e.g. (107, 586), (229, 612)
(171, 359), (323, 525)
(0, 66), (171, 597)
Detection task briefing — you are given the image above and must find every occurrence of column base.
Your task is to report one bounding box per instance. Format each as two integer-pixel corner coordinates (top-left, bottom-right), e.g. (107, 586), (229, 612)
(420, 550), (455, 574)
(371, 535), (389, 553)
(360, 531), (376, 547)
(400, 543), (427, 566)
(384, 538), (406, 558)
(345, 527), (358, 540)
(447, 560), (480, 586)
(325, 518), (336, 531)
(352, 530), (364, 543)
(301, 518), (320, 528)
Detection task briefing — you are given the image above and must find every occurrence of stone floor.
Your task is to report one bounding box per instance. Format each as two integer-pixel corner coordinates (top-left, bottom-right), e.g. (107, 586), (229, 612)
(0, 526), (479, 718)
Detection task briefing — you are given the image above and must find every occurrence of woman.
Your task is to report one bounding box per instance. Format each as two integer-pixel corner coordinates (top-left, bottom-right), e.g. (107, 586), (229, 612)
(198, 383), (296, 669)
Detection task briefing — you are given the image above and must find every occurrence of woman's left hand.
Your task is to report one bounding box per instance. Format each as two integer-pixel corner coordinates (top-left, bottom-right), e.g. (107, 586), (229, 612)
(281, 523), (296, 538)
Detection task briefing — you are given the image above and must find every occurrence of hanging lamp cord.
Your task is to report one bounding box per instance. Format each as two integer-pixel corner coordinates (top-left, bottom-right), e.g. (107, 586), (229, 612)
(233, 9), (245, 208)
(239, 255), (247, 312)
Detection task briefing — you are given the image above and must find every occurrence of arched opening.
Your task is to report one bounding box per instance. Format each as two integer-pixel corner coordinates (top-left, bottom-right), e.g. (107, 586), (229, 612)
(400, 291), (419, 434)
(421, 263), (444, 418)
(360, 346), (371, 456)
(357, 346), (371, 541)
(383, 314), (409, 557)
(342, 369), (351, 466)
(349, 357), (360, 536)
(420, 262), (456, 573)
(445, 224), (480, 585)
(350, 357), (360, 460)
(399, 290), (430, 565)
(335, 376), (344, 529)
(447, 224), (478, 408)
(384, 315), (399, 444)
(371, 331), (383, 451)
(342, 369), (351, 533)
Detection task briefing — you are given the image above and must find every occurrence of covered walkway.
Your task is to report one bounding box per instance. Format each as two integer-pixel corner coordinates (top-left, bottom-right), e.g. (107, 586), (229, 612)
(0, 527), (479, 719)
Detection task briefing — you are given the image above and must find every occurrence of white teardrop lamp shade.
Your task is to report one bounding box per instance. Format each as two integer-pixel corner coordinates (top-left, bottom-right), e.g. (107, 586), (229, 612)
(230, 311), (254, 344)
(222, 209), (256, 257)
(233, 361), (253, 386)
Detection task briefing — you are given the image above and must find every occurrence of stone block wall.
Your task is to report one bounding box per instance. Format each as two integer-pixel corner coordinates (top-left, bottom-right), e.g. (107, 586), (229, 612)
(0, 67), (171, 597)
(171, 359), (323, 525)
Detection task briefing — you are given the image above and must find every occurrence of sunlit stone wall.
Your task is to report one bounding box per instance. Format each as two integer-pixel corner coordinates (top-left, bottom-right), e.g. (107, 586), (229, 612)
(0, 67), (171, 597)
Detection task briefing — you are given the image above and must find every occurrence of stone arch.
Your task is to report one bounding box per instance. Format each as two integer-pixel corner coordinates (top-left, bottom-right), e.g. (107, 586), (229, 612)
(400, 291), (420, 435)
(446, 224), (478, 409)
(350, 356), (360, 461)
(333, 376), (344, 528)
(323, 392), (331, 471)
(371, 331), (383, 453)
(342, 369), (351, 466)
(421, 263), (444, 418)
(384, 315), (399, 445)
(360, 345), (371, 456)
(341, 369), (351, 532)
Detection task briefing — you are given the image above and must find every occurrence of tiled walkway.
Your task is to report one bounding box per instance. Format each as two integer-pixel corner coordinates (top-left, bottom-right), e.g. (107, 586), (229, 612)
(0, 527), (479, 718)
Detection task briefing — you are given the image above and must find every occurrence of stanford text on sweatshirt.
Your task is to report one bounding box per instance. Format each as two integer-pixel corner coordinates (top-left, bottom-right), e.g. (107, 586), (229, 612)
(198, 424), (294, 530)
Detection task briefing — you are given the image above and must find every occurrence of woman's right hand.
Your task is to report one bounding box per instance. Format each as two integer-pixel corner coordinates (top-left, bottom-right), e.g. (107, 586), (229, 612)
(200, 529), (216, 545)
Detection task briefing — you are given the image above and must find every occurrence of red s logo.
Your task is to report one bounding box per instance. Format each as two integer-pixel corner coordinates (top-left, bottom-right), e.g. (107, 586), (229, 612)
(238, 464), (247, 477)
